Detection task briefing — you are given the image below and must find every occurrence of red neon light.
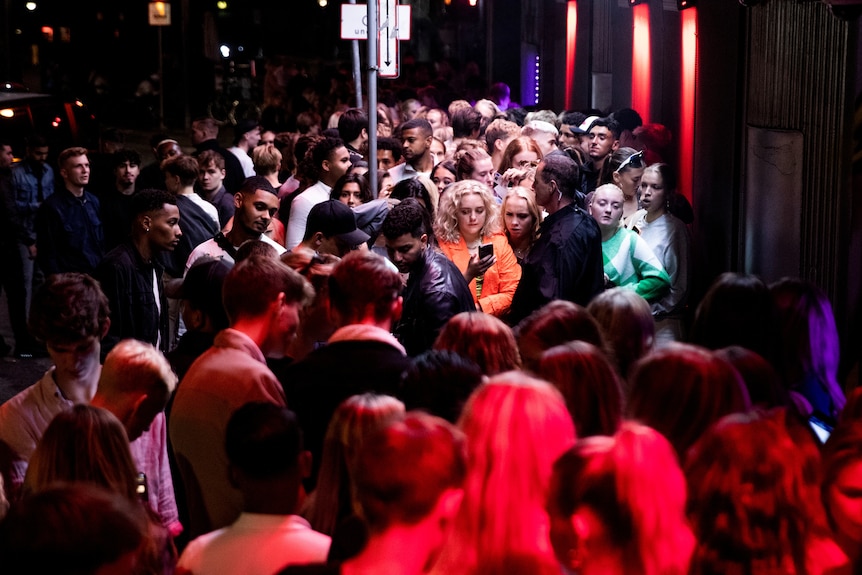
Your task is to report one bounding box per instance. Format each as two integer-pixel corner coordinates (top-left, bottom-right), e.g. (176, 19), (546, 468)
(679, 8), (697, 204)
(565, 1), (577, 109)
(631, 4), (650, 124)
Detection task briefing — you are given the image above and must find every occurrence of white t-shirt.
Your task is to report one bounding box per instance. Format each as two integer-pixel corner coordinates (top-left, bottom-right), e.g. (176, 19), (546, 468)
(185, 233), (286, 274)
(177, 513), (331, 575)
(182, 192), (220, 228)
(228, 146), (256, 178)
(285, 181), (331, 250)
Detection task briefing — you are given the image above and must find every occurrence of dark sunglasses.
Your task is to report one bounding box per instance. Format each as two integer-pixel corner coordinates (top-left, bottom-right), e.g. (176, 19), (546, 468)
(615, 150), (645, 173)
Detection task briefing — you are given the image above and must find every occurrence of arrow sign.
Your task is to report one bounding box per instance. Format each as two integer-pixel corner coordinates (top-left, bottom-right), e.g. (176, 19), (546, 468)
(377, 0), (400, 78)
(341, 4), (411, 40)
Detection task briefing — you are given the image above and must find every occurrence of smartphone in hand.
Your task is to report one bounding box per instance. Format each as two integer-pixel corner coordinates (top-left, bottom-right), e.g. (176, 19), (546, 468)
(478, 243), (494, 259)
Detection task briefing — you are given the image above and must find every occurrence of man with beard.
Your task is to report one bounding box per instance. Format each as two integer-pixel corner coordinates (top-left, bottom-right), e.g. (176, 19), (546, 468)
(509, 154), (604, 324)
(383, 200), (473, 356)
(388, 118), (435, 184)
(101, 149), (142, 251)
(185, 176), (285, 271)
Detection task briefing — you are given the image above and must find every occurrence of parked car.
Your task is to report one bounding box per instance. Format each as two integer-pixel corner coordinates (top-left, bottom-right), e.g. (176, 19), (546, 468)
(0, 87), (99, 164)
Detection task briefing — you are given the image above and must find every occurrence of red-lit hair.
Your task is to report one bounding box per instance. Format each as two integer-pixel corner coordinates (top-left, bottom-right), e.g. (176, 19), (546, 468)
(686, 411), (834, 574)
(627, 343), (751, 459)
(434, 312), (521, 376)
(547, 422), (694, 575)
(538, 341), (623, 437)
(434, 373), (576, 574)
(499, 136), (544, 174)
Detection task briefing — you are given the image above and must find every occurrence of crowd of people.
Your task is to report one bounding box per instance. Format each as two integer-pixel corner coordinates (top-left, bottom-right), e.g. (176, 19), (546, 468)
(0, 84), (859, 575)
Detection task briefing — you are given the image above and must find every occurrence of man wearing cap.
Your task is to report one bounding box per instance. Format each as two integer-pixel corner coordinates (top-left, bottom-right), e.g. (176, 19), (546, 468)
(293, 199), (369, 258)
(185, 176), (285, 272)
(558, 111), (588, 151)
(167, 257), (232, 381)
(228, 120), (261, 179)
(577, 115), (600, 158)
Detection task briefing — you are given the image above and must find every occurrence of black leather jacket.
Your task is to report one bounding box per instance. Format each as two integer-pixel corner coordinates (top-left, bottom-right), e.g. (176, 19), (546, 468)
(395, 248), (475, 356)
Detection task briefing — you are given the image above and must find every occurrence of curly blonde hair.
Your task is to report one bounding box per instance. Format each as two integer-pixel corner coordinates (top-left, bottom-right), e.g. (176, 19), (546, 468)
(434, 180), (501, 244)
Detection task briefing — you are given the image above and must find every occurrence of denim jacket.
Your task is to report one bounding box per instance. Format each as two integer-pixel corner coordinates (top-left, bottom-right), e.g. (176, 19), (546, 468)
(11, 161), (54, 242)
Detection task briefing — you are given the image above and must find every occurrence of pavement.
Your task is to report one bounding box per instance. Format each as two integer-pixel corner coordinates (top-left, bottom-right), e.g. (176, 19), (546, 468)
(0, 289), (51, 405)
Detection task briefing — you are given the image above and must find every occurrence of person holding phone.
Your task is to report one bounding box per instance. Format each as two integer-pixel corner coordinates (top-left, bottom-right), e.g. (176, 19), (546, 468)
(433, 180), (521, 318)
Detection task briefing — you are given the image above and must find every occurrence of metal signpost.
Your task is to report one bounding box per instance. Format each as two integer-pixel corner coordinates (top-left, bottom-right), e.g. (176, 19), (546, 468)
(340, 1), (411, 197)
(148, 2), (171, 130)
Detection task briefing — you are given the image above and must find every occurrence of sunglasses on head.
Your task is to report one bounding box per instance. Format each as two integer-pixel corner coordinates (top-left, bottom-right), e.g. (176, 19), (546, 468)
(615, 150), (645, 173)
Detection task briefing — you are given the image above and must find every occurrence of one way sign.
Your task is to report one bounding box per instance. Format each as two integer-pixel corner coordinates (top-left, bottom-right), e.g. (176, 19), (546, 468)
(377, 0), (400, 78)
(340, 2), (411, 79)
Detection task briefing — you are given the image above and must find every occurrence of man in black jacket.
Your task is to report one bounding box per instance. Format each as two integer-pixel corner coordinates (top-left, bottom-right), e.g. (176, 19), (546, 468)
(96, 189), (181, 357)
(382, 199), (474, 356)
(279, 250), (411, 487)
(509, 154), (604, 325)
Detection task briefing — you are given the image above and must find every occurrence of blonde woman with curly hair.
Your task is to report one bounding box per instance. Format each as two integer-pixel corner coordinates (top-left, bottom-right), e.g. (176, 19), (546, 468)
(434, 180), (521, 317)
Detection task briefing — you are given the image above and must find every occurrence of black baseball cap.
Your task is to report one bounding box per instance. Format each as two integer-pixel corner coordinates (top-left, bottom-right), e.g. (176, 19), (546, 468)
(307, 200), (370, 247)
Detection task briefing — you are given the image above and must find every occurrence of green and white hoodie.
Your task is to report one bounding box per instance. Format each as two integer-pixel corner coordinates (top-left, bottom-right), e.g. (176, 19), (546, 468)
(601, 227), (671, 302)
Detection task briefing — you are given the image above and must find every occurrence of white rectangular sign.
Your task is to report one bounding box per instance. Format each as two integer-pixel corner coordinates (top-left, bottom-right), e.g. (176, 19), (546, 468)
(340, 4), (411, 41)
(377, 0), (400, 78)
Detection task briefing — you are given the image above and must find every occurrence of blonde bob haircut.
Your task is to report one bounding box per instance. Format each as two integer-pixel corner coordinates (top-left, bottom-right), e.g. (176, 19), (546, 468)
(434, 180), (501, 244)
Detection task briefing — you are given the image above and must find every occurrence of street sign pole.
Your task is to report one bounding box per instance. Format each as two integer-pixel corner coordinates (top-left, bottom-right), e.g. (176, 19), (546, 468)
(348, 0), (363, 108)
(367, 1), (378, 196)
(343, 1), (410, 196)
(148, 2), (171, 129)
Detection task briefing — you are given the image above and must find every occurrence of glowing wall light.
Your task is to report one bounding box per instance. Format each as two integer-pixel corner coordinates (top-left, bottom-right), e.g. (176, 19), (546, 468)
(631, 3), (651, 123)
(679, 8), (697, 203)
(565, 0), (577, 109)
(521, 45), (540, 107)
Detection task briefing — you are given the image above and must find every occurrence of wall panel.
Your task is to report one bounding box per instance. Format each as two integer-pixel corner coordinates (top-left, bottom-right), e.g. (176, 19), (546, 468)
(744, 0), (851, 296)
